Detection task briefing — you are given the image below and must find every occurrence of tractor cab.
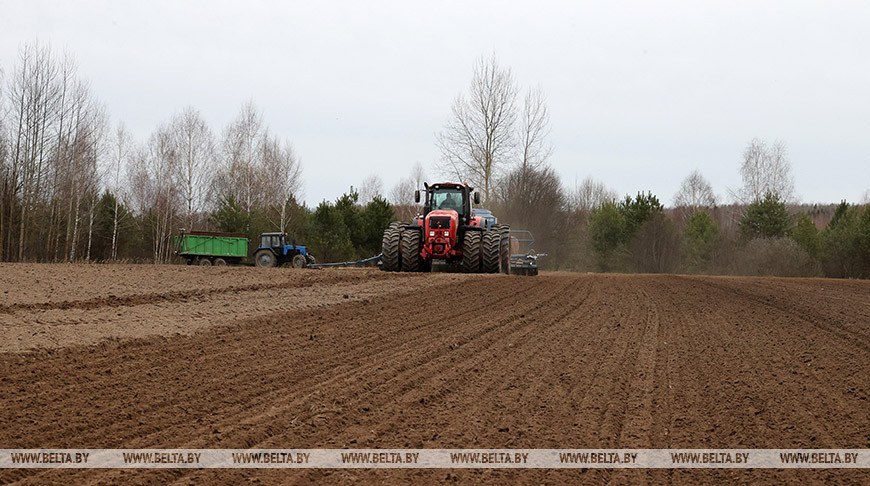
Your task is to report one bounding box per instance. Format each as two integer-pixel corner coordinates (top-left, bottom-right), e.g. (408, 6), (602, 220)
(416, 182), (480, 225)
(254, 232), (313, 268)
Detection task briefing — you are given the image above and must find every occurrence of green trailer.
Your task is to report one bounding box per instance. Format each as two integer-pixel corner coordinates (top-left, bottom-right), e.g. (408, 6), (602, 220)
(174, 231), (248, 266)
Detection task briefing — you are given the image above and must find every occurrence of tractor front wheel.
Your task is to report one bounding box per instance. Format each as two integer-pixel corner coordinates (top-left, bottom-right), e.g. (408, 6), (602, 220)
(254, 249), (277, 268)
(461, 231), (482, 273)
(401, 229), (426, 272)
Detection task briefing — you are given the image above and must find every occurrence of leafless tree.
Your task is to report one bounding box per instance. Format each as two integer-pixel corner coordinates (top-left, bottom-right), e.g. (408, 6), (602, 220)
(389, 176), (417, 221)
(171, 107), (215, 229)
(436, 53), (518, 202)
(130, 124), (180, 263)
(215, 101), (267, 213)
(108, 123), (131, 259)
(212, 102), (302, 234)
(518, 86), (552, 172)
(8, 41), (61, 260)
(261, 138), (302, 233)
(673, 170), (716, 222)
(410, 161), (425, 190)
(861, 189), (869, 205)
(731, 138), (796, 203)
(0, 66), (7, 260)
(569, 176), (617, 213)
(83, 104), (108, 262)
(358, 174), (384, 204)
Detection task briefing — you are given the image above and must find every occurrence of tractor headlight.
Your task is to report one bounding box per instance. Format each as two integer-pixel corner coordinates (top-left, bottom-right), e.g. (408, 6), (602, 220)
(444, 231), (449, 237)
(429, 231), (435, 236)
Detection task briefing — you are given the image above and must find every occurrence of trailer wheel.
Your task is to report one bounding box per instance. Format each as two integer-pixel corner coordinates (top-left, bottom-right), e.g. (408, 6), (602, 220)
(292, 254), (308, 268)
(213, 258), (227, 266)
(306, 255), (316, 265)
(461, 231), (482, 273)
(198, 258), (212, 266)
(254, 249), (277, 268)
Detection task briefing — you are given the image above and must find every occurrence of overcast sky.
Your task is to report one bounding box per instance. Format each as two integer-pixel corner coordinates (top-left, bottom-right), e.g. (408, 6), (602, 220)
(2, 0), (868, 206)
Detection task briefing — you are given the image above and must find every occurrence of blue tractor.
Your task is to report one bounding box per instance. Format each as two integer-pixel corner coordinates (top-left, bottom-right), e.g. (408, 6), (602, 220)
(253, 232), (315, 268)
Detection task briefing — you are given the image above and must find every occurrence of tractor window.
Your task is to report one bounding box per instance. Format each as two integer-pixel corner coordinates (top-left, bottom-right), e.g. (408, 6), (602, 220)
(271, 235), (283, 247)
(431, 189), (464, 214)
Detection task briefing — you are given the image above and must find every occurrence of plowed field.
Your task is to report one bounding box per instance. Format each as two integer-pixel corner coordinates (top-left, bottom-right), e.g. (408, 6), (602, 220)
(0, 264), (867, 484)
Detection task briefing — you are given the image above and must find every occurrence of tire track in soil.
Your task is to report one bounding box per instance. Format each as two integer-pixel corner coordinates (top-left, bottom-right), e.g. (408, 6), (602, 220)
(648, 276), (869, 485)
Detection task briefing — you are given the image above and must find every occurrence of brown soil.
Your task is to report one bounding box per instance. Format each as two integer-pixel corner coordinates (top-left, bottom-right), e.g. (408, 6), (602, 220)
(0, 266), (867, 484)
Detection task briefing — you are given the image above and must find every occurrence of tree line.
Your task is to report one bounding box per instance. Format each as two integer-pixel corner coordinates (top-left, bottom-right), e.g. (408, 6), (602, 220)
(0, 42), (303, 263)
(429, 54), (869, 279)
(1, 43), (867, 278)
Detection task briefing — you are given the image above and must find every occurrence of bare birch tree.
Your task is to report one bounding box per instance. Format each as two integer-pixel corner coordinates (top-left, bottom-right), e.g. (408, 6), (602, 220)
(358, 174), (384, 204)
(410, 161), (425, 190)
(436, 53), (518, 202)
(261, 137), (302, 233)
(9, 41), (61, 260)
(518, 87), (552, 172)
(390, 163), (425, 221)
(215, 101), (267, 213)
(673, 170), (716, 222)
(731, 138), (796, 203)
(108, 123), (131, 259)
(171, 107), (214, 229)
(133, 124), (180, 263)
(569, 176), (617, 213)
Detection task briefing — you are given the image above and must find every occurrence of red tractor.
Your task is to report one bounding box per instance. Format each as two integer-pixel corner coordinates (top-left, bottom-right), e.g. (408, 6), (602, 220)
(381, 182), (510, 274)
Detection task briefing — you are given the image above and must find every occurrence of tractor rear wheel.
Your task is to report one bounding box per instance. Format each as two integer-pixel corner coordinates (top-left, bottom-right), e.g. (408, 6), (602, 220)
(401, 229), (426, 272)
(482, 229), (500, 273)
(381, 227), (402, 271)
(499, 224), (511, 275)
(254, 249), (277, 268)
(461, 231), (482, 273)
(291, 254), (308, 268)
(198, 258), (212, 266)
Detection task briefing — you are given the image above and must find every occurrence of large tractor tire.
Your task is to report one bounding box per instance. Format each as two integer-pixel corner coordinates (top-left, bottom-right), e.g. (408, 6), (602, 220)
(461, 231), (482, 273)
(291, 254), (308, 268)
(401, 229), (427, 272)
(499, 224), (511, 275)
(254, 249), (277, 268)
(381, 227), (402, 271)
(482, 229), (500, 273)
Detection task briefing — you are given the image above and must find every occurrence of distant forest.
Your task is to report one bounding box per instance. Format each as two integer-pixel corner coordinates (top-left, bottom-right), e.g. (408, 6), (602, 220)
(0, 43), (867, 278)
